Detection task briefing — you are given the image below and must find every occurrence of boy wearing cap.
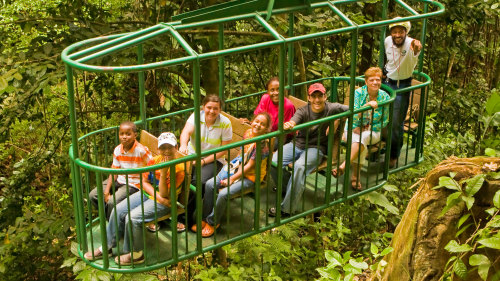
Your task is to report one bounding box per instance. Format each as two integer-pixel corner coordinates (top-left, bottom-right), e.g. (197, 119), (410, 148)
(269, 83), (348, 216)
(84, 132), (185, 265)
(384, 17), (422, 167)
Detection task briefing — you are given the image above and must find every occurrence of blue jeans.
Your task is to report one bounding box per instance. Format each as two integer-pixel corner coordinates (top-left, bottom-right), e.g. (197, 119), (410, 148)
(203, 175), (255, 226)
(384, 79), (412, 159)
(106, 192), (170, 253)
(272, 142), (324, 214)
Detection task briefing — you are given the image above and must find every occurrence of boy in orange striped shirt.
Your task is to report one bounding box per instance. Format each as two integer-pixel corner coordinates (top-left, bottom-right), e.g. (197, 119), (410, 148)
(89, 121), (153, 219)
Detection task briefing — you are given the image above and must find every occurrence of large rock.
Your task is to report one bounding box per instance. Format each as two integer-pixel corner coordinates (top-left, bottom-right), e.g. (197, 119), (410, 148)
(371, 157), (500, 281)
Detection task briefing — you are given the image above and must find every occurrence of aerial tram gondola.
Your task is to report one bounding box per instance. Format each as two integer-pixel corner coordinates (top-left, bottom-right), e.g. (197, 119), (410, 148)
(62, 0), (445, 272)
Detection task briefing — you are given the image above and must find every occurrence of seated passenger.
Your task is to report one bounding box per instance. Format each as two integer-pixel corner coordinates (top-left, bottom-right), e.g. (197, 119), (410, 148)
(177, 95), (233, 231)
(240, 77), (296, 148)
(332, 67), (390, 190)
(269, 83), (348, 217)
(89, 121), (152, 219)
(198, 113), (271, 237)
(84, 132), (185, 265)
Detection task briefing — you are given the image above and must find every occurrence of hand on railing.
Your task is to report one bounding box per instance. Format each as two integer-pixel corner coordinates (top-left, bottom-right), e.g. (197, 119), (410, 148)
(366, 100), (378, 109)
(283, 121), (296, 130)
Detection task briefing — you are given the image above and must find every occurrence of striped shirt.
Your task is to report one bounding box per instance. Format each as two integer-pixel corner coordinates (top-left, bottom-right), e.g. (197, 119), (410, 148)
(187, 111), (232, 163)
(112, 140), (153, 188)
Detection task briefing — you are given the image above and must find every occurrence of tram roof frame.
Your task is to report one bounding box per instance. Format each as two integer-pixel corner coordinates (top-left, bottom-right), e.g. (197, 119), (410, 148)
(61, 0), (445, 73)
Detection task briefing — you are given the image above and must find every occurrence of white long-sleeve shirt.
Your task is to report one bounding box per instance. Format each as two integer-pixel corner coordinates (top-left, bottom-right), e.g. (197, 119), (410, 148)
(384, 36), (420, 80)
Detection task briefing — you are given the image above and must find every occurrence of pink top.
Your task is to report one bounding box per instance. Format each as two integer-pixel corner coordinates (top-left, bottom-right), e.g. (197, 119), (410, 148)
(254, 94), (296, 132)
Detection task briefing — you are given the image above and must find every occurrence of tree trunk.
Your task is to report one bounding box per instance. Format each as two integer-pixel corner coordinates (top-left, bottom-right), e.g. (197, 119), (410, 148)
(359, 3), (376, 74)
(295, 42), (307, 99)
(371, 157), (500, 281)
(200, 0), (219, 96)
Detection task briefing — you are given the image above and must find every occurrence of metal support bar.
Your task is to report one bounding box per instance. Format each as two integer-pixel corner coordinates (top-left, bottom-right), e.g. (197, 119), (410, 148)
(76, 27), (170, 63)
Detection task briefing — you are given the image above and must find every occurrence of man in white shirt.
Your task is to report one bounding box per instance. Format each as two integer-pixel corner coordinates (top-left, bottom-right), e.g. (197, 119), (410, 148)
(384, 18), (422, 168)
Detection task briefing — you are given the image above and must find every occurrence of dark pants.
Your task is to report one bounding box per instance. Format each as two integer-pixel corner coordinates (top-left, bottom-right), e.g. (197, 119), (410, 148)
(384, 78), (412, 160)
(89, 180), (138, 220)
(181, 161), (223, 227)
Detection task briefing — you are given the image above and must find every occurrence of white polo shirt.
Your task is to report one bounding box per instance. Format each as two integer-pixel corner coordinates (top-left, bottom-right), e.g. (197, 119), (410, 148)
(186, 111), (233, 163)
(384, 36), (420, 80)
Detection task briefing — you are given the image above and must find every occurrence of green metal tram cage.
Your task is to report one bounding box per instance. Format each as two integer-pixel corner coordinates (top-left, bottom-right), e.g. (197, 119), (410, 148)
(62, 0), (444, 273)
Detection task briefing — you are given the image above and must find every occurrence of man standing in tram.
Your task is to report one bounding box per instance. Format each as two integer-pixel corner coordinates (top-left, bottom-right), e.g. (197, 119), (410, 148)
(383, 18), (422, 168)
(269, 83), (348, 217)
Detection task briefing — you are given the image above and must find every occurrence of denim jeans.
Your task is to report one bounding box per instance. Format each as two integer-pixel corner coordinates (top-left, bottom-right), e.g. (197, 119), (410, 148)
(272, 142), (324, 214)
(106, 192), (170, 253)
(384, 79), (412, 160)
(203, 176), (255, 226)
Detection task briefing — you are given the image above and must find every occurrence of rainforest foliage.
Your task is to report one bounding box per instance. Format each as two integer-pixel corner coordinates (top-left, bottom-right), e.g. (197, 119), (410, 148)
(0, 0), (498, 280)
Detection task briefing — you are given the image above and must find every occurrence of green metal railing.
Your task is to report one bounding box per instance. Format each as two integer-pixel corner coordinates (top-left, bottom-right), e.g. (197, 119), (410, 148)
(63, 0), (444, 273)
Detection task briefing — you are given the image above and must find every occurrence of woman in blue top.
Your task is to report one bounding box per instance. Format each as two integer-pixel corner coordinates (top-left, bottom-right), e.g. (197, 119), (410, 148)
(332, 67), (390, 190)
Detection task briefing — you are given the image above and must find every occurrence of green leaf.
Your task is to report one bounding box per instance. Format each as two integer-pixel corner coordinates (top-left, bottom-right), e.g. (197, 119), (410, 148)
(449, 172), (457, 179)
(485, 148), (498, 157)
(490, 217), (500, 228)
(0, 77), (7, 91)
(383, 184), (398, 192)
(317, 268), (341, 280)
(455, 223), (473, 238)
(494, 190), (500, 208)
(438, 176), (460, 191)
(444, 240), (472, 253)
(325, 251), (342, 268)
(370, 243), (379, 256)
(445, 256), (457, 268)
(486, 207), (497, 216)
(457, 214), (471, 229)
(478, 237), (500, 249)
(470, 254), (491, 281)
(380, 247), (394, 256)
(60, 257), (77, 268)
(440, 192), (462, 217)
(464, 174), (485, 196)
(349, 259), (368, 270)
(343, 263), (362, 275)
(478, 264), (490, 281)
(342, 251), (352, 263)
(344, 272), (355, 281)
(488, 171), (500, 180)
(365, 191), (399, 215)
(73, 261), (87, 274)
(485, 91), (500, 115)
(43, 43), (53, 55)
(469, 254), (490, 266)
(461, 195), (475, 210)
(453, 258), (467, 279)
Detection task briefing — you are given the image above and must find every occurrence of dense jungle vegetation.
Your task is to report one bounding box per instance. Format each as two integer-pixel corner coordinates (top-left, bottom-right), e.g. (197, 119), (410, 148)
(0, 0), (499, 280)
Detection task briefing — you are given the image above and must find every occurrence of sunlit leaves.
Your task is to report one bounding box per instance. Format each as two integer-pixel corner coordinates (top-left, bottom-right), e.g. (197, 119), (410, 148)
(444, 240), (472, 253)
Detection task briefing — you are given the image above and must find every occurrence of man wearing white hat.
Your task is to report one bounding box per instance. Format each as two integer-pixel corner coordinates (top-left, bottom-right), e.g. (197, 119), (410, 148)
(384, 17), (422, 168)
